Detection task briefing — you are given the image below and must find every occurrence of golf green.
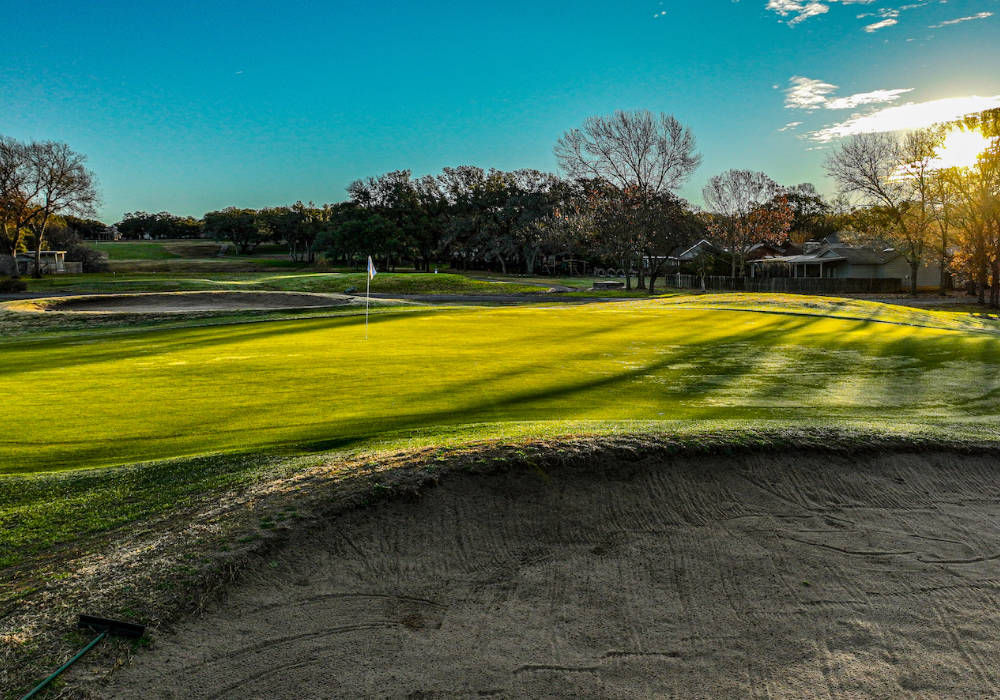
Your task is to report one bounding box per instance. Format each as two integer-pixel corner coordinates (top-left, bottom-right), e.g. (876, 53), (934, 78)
(3, 296), (999, 474)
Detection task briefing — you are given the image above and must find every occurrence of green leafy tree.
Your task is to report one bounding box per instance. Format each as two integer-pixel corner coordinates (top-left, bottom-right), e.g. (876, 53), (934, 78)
(202, 207), (263, 254)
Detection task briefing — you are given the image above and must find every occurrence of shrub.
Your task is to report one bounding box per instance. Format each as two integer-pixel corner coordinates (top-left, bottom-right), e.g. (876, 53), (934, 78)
(43, 224), (110, 273)
(0, 276), (28, 293)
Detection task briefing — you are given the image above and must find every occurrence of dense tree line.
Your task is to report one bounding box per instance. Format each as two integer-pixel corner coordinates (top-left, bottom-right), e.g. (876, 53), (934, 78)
(6, 108), (996, 305)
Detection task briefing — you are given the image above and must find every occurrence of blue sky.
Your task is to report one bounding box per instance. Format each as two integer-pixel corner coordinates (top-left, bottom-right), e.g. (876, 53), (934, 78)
(2, 0), (997, 222)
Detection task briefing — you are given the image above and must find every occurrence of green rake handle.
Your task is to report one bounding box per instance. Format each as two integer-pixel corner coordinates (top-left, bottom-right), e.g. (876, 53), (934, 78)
(20, 629), (108, 700)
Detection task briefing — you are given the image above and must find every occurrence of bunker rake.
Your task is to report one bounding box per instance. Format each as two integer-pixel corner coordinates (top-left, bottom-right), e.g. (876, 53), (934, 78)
(20, 614), (145, 700)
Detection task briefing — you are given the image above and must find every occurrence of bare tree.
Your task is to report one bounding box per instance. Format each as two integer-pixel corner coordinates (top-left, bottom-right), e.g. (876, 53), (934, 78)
(825, 130), (937, 295)
(929, 168), (958, 295)
(702, 170), (788, 277)
(23, 141), (99, 277)
(0, 137), (41, 270)
(554, 110), (701, 193)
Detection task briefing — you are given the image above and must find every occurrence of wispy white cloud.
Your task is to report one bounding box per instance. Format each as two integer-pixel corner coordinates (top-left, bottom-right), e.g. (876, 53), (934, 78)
(785, 77), (838, 109)
(778, 121), (804, 132)
(766, 0), (874, 26)
(784, 76), (913, 110)
(807, 95), (1000, 141)
(767, 0), (941, 30)
(930, 11), (993, 28)
(863, 18), (897, 32)
(826, 88), (914, 109)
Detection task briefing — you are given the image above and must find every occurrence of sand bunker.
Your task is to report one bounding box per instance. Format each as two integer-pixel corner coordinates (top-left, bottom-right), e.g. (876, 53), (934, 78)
(41, 291), (355, 313)
(108, 450), (1000, 698)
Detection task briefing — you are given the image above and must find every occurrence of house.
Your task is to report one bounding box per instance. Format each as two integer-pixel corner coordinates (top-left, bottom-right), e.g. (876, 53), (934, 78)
(644, 239), (723, 272)
(9, 251), (79, 275)
(746, 240), (802, 261)
(748, 242), (942, 289)
(88, 225), (121, 241)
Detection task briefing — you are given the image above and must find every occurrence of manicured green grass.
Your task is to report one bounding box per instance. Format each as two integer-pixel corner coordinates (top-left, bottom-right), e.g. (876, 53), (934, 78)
(4, 294), (999, 476)
(560, 288), (684, 298)
(23, 271), (551, 296)
(91, 241), (181, 260)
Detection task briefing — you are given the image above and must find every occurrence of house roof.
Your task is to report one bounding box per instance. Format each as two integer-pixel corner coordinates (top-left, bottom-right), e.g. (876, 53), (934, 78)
(677, 239), (718, 259)
(15, 250), (66, 258)
(822, 245), (895, 265)
(757, 253), (845, 264)
(752, 244), (899, 267)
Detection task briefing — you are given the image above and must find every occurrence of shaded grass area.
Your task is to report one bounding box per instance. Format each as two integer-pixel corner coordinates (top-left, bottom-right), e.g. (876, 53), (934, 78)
(0, 303), (410, 340)
(22, 271), (551, 295)
(0, 452), (287, 570)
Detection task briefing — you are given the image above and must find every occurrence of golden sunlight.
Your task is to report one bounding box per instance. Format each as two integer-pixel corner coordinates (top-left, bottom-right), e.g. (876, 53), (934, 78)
(930, 128), (996, 169)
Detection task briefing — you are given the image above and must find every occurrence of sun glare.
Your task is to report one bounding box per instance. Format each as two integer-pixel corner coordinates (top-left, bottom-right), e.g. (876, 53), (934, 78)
(930, 128), (996, 170)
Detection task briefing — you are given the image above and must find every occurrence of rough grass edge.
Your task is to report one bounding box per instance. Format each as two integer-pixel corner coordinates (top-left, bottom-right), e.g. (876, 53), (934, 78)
(4, 426), (1000, 698)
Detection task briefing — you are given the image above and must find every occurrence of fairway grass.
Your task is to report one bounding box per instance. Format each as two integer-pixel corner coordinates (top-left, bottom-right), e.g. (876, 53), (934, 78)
(22, 271), (552, 296)
(4, 294), (1000, 476)
(91, 241), (181, 260)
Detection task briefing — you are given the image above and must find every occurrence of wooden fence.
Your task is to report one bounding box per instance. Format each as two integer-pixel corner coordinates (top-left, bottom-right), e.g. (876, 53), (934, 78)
(669, 274), (903, 294)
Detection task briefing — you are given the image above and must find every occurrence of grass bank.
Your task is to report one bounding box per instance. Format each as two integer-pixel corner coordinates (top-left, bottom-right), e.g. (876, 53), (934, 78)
(21, 271), (552, 296)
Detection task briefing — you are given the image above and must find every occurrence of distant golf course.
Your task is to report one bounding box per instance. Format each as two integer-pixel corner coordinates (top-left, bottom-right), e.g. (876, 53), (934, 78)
(4, 293), (999, 475)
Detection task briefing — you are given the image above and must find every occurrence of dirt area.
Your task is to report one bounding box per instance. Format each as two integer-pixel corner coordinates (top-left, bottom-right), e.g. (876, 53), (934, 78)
(104, 448), (1000, 698)
(40, 291), (356, 313)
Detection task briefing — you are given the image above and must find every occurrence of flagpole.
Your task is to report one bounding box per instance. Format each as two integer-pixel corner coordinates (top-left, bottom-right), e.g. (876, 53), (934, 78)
(365, 272), (370, 340)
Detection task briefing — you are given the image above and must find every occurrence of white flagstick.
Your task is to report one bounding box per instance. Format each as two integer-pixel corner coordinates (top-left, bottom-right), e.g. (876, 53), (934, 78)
(365, 255), (376, 340)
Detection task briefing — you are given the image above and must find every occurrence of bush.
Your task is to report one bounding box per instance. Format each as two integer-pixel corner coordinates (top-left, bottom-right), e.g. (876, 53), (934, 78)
(43, 224), (109, 273)
(0, 277), (27, 293)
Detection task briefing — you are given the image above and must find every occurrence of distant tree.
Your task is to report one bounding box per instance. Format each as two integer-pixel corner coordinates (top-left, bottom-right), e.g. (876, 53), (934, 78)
(202, 208), (263, 254)
(555, 110), (702, 193)
(348, 170), (429, 269)
(469, 170), (519, 274)
(826, 130), (939, 295)
(637, 191), (702, 294)
(23, 141), (99, 277)
(929, 170), (959, 294)
(437, 166), (489, 269)
(0, 136), (35, 264)
(258, 204), (318, 262)
(783, 183), (835, 243)
(575, 180), (642, 288)
(702, 170), (790, 277)
(504, 170), (563, 275)
(116, 211), (201, 239)
(314, 204), (402, 270)
(940, 109), (1000, 307)
(63, 215), (109, 240)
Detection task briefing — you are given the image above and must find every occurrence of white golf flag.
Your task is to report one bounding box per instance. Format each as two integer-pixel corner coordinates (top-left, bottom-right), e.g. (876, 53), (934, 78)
(367, 256), (377, 280)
